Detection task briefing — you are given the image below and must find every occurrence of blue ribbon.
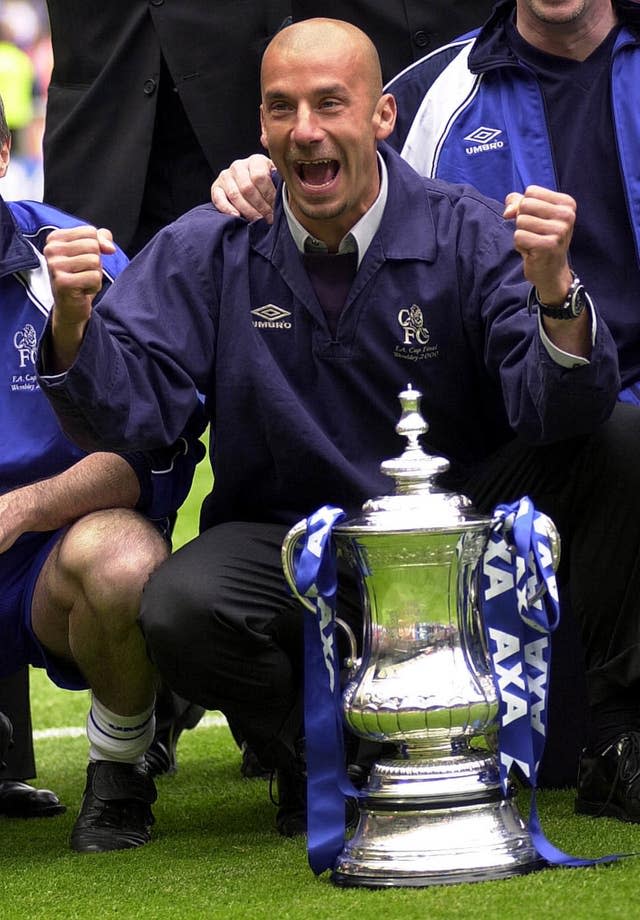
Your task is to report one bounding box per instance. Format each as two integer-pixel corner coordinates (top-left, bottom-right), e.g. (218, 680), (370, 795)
(483, 497), (618, 866)
(292, 504), (362, 875)
(618, 383), (640, 406)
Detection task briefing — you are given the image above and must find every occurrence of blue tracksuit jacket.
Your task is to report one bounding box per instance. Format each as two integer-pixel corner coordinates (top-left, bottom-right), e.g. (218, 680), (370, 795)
(1, 196), (203, 523)
(387, 0), (640, 236)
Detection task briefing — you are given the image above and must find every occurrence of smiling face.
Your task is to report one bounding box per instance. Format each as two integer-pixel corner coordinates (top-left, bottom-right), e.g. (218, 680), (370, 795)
(259, 19), (396, 250)
(515, 0), (618, 56)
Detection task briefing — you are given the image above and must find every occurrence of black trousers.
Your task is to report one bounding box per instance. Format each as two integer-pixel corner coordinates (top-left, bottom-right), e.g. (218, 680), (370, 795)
(141, 522), (362, 768)
(140, 404), (640, 767)
(0, 669), (35, 781)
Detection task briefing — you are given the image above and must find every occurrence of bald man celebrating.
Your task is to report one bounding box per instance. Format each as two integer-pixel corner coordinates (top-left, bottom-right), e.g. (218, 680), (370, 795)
(40, 19), (634, 839)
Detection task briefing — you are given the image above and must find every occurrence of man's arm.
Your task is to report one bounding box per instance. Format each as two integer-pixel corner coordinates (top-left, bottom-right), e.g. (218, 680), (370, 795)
(42, 223), (207, 523)
(504, 185), (591, 357)
(0, 452), (140, 554)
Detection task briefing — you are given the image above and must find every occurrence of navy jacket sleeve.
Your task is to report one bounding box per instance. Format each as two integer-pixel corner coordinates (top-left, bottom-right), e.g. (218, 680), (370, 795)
(37, 205), (223, 453)
(124, 402), (207, 535)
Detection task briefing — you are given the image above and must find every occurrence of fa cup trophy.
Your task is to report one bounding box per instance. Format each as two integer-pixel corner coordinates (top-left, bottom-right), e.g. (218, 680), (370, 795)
(282, 385), (559, 887)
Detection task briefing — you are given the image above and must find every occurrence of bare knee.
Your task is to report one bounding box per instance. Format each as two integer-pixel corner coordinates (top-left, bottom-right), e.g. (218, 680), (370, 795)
(58, 509), (169, 628)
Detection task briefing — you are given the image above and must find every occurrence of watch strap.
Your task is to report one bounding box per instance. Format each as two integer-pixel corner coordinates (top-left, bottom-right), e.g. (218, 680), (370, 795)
(527, 272), (585, 320)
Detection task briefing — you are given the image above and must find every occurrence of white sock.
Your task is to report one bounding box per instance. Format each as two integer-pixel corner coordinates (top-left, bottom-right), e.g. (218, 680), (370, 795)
(87, 695), (155, 764)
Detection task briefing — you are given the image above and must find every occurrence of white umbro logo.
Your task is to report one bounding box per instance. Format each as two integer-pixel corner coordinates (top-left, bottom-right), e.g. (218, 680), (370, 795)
(464, 126), (502, 144)
(463, 126), (505, 156)
(251, 304), (292, 330)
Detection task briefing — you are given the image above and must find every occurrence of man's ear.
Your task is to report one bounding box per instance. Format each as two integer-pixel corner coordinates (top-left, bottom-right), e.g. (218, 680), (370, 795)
(259, 105), (269, 151)
(0, 138), (11, 178)
(373, 93), (397, 141)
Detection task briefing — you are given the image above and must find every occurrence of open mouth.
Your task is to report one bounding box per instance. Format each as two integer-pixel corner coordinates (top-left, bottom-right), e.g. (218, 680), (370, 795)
(295, 158), (340, 188)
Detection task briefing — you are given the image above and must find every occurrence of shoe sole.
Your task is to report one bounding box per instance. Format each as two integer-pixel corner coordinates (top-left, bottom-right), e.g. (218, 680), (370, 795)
(70, 836), (151, 853)
(0, 804), (67, 819)
(70, 826), (153, 852)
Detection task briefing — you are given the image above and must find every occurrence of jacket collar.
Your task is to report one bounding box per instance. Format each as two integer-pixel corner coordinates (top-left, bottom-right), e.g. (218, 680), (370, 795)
(469, 0), (640, 73)
(0, 196), (39, 279)
(251, 142), (438, 267)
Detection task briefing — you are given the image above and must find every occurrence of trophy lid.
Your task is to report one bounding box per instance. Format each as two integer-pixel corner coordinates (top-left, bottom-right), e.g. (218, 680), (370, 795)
(335, 385), (490, 534)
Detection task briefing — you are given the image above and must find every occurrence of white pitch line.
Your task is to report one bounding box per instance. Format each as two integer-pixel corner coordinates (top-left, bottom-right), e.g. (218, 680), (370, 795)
(33, 712), (228, 741)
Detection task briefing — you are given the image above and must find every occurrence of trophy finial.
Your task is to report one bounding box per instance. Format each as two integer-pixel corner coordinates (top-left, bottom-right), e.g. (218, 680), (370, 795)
(378, 385), (450, 493)
(396, 384), (428, 451)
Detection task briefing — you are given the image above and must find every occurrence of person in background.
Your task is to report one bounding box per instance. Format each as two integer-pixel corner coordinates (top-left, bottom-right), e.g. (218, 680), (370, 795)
(42, 2), (299, 775)
(0, 94), (204, 851)
(42, 1), (292, 256)
(38, 19), (640, 839)
(385, 0), (640, 403)
(0, 18), (35, 158)
(290, 1), (496, 83)
(0, 670), (64, 818)
(41, 1), (494, 258)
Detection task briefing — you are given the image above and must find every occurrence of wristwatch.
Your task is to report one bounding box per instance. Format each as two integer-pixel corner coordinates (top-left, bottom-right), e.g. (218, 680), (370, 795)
(527, 272), (588, 320)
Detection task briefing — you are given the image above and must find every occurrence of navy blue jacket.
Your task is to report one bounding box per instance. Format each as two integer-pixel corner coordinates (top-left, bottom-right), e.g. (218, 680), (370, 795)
(39, 146), (620, 528)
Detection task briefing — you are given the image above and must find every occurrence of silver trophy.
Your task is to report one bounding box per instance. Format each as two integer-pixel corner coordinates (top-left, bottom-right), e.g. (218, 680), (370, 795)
(282, 385), (559, 888)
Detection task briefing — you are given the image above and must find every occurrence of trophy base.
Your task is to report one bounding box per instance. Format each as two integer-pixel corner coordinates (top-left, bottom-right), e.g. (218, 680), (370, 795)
(332, 752), (545, 888)
(332, 859), (546, 889)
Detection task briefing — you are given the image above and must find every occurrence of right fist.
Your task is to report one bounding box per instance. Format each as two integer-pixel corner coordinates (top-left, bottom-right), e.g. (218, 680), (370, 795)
(45, 225), (115, 325)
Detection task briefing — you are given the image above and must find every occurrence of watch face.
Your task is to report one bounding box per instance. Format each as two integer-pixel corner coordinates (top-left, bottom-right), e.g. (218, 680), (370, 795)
(571, 286), (587, 317)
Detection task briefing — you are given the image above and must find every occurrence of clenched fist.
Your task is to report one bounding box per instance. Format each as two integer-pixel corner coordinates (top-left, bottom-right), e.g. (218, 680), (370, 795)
(44, 225), (116, 372)
(503, 185), (575, 305)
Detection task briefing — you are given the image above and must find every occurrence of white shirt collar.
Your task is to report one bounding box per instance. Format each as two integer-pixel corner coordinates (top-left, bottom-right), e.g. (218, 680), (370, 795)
(282, 152), (388, 268)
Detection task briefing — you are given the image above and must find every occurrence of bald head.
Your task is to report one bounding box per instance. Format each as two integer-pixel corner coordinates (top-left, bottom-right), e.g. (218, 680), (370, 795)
(259, 17), (396, 251)
(261, 18), (383, 105)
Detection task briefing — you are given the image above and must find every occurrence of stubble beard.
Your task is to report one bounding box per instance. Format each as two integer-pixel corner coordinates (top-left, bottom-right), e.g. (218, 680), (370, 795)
(523, 0), (588, 25)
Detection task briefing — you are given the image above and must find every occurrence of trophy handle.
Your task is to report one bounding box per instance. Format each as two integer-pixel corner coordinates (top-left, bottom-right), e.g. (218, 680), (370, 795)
(281, 519), (359, 662)
(281, 518), (317, 614)
(501, 511), (561, 604)
(336, 617), (359, 667)
(529, 513), (561, 604)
